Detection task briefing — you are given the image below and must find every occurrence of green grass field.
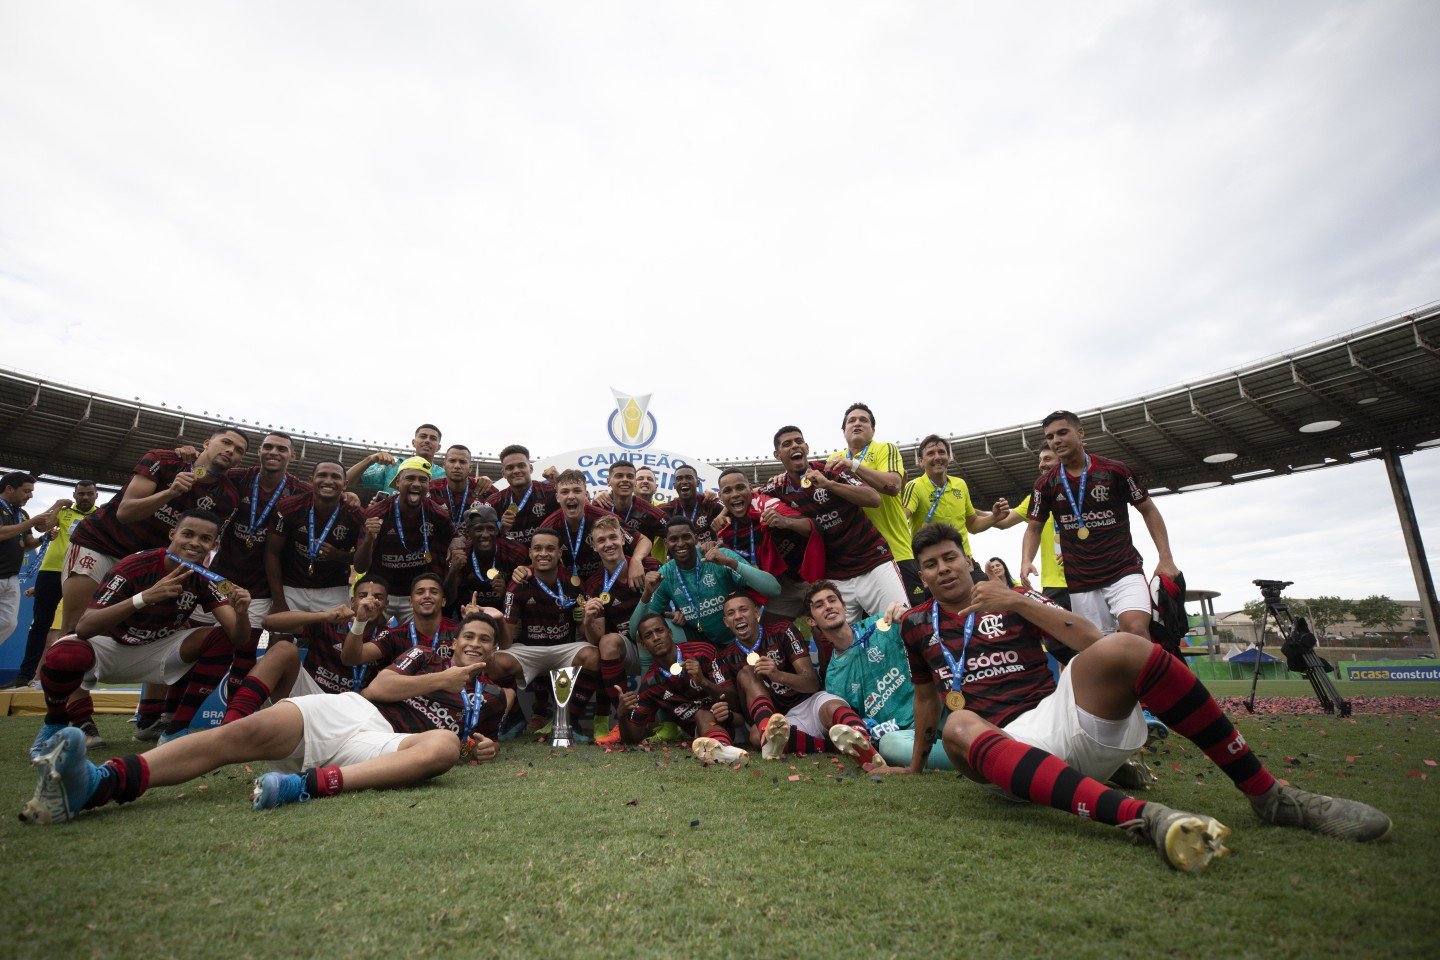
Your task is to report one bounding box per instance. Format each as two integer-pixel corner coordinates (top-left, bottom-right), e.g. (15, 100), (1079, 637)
(3, 706), (1437, 960)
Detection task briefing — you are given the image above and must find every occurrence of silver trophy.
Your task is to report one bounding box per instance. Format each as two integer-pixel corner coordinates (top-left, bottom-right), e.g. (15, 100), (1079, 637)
(549, 666), (580, 748)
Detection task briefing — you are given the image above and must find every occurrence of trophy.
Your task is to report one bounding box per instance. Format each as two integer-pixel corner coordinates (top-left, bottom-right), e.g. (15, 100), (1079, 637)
(549, 666), (580, 747)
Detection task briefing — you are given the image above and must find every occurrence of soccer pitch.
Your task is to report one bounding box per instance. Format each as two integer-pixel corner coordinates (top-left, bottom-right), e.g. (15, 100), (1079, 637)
(3, 707), (1437, 960)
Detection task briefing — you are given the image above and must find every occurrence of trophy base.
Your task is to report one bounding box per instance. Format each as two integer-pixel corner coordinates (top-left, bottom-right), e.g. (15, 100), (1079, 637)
(551, 736), (573, 748)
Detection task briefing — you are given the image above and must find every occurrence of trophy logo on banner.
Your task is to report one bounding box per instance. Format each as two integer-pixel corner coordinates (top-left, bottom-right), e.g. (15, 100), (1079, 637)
(607, 388), (657, 450)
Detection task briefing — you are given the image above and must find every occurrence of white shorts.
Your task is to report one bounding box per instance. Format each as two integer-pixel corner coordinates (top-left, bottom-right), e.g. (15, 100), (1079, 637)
(64, 544), (119, 584)
(191, 597), (272, 631)
(289, 668), (326, 698)
(1070, 573), (1150, 633)
(498, 641), (596, 686)
(1002, 665), (1147, 781)
(783, 691), (847, 738)
(79, 631), (203, 690)
(834, 562), (907, 623)
(283, 585), (352, 614)
(275, 691), (410, 774)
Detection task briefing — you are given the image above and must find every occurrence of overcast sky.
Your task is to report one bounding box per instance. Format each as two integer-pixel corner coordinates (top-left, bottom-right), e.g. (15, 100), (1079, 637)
(3, 2), (1438, 614)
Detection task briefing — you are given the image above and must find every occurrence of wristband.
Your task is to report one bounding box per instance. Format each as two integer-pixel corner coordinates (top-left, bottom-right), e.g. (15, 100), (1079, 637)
(132, 594), (148, 611)
(349, 619), (368, 636)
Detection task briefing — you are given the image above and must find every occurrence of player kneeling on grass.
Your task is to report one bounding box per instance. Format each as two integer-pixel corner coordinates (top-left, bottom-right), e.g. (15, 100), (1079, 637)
(28, 509), (254, 758)
(614, 613), (747, 766)
(720, 592), (877, 768)
(875, 523), (1391, 872)
(20, 613), (506, 825)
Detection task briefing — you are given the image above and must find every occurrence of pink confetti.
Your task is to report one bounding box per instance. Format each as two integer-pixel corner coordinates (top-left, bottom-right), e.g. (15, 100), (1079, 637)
(1424, 760), (1437, 767)
(788, 775), (800, 782)
(516, 770), (527, 777)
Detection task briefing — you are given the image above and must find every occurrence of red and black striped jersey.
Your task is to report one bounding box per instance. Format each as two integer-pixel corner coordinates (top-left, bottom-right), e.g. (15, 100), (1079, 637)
(372, 616), (460, 666)
(72, 449), (243, 558)
(271, 494), (366, 590)
(375, 646), (507, 737)
(540, 504), (636, 584)
(361, 497), (455, 596)
(428, 477), (483, 520)
(211, 468), (311, 594)
(628, 641), (724, 726)
(486, 480), (559, 567)
(900, 593), (1057, 728)
(580, 562), (650, 635)
(503, 576), (582, 647)
(89, 548), (228, 646)
(716, 620), (811, 713)
(294, 620), (361, 695)
(760, 462), (892, 580)
(1027, 453), (1147, 591)
(661, 496), (725, 549)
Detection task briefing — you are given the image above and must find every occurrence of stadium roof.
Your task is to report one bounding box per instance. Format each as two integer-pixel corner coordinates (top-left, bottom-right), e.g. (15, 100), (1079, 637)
(3, 302), (1440, 505)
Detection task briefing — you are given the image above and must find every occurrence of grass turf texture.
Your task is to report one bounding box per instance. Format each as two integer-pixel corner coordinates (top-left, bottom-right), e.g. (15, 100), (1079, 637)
(2, 709), (1437, 960)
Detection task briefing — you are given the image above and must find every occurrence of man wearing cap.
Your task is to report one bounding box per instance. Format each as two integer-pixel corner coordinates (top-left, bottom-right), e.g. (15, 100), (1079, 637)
(346, 423), (447, 499)
(444, 503), (507, 620)
(359, 457), (456, 621)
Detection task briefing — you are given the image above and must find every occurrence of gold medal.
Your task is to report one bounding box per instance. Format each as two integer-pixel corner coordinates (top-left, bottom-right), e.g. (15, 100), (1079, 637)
(307, 564), (314, 576)
(193, 466), (208, 480)
(503, 504), (518, 519)
(745, 651), (760, 667)
(486, 567), (500, 580)
(945, 690), (966, 711)
(424, 552), (433, 564)
(215, 580), (233, 597)
(599, 592), (612, 605)
(878, 617), (891, 631)
(1076, 527), (1090, 540)
(668, 662), (682, 676)
(800, 477), (812, 488)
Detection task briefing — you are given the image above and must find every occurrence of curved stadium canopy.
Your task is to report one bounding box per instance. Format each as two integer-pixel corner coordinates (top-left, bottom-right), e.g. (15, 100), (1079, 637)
(3, 302), (1439, 651)
(3, 303), (1437, 500)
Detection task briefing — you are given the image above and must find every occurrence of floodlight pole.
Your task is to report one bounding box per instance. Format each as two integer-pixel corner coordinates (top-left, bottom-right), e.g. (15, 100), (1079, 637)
(1382, 446), (1440, 657)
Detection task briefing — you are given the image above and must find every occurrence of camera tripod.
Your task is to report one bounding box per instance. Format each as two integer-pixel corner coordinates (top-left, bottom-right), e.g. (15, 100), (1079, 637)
(1244, 580), (1352, 717)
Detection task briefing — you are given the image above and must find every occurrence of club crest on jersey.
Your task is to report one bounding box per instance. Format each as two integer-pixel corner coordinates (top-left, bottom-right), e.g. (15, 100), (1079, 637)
(179, 590), (197, 609)
(197, 496), (217, 510)
(812, 488), (830, 504)
(1091, 486), (1110, 502)
(867, 646), (886, 664)
(976, 613), (1006, 638)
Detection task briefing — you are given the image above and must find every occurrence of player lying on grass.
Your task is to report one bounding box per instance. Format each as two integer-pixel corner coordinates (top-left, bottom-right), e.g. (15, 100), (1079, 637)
(30, 509), (253, 757)
(20, 613), (506, 824)
(718, 591), (879, 767)
(875, 522), (1391, 872)
(613, 612), (748, 765)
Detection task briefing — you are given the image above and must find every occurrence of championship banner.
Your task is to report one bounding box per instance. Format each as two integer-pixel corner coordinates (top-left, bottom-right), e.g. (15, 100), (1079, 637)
(529, 388), (723, 503)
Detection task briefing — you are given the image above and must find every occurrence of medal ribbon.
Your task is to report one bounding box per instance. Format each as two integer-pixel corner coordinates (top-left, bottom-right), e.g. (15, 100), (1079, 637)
(924, 478), (950, 523)
(853, 617), (883, 650)
(391, 496), (431, 560)
(164, 552), (228, 587)
(1057, 454), (1091, 536)
(600, 562), (624, 598)
(307, 502), (341, 562)
(469, 549), (496, 584)
(248, 473), (287, 539)
(534, 575), (574, 610)
(461, 678), (483, 739)
(931, 603), (976, 696)
(561, 513), (587, 567)
(509, 482), (534, 515)
(673, 562), (703, 622)
(736, 622), (765, 659)
(444, 481), (471, 522)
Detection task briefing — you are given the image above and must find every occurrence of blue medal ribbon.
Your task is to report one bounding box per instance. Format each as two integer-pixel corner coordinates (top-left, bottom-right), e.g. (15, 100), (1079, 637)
(164, 552), (228, 587)
(391, 496), (431, 560)
(732, 521), (756, 564)
(469, 549), (496, 585)
(673, 562), (703, 624)
(248, 473), (287, 541)
(853, 618), (884, 650)
(852, 442), (872, 465)
(508, 482), (535, 515)
(561, 513), (587, 567)
(460, 678), (483, 739)
(533, 575), (574, 610)
(599, 562), (624, 598)
(931, 603), (976, 697)
(924, 478), (950, 523)
(444, 481), (471, 522)
(2, 502), (21, 525)
(1057, 454), (1091, 536)
(736, 622), (765, 660)
(677, 497), (700, 524)
(307, 501), (342, 564)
